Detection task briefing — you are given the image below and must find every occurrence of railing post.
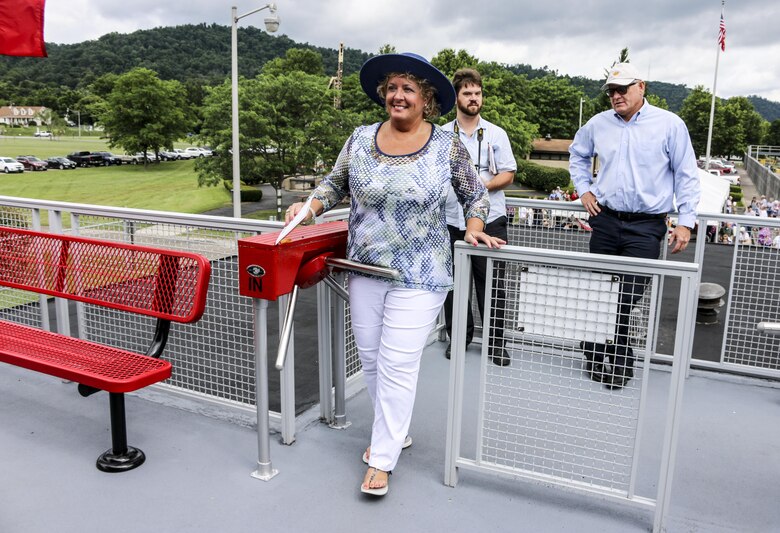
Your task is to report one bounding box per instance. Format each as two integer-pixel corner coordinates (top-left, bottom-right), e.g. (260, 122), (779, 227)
(251, 297), (279, 481)
(330, 271), (350, 429)
(49, 210), (70, 337)
(444, 242), (471, 487)
(653, 273), (697, 532)
(278, 292), (296, 445)
(317, 281), (334, 423)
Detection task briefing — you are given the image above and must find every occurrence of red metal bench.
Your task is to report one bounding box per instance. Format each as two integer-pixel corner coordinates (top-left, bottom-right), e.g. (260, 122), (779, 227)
(0, 227), (211, 472)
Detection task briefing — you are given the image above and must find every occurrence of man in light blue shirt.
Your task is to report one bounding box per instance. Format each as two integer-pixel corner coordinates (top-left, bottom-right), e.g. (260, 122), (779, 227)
(442, 68), (517, 366)
(569, 62), (700, 389)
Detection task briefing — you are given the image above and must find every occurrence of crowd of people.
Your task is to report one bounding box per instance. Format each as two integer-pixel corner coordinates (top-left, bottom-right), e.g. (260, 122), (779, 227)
(715, 194), (780, 247)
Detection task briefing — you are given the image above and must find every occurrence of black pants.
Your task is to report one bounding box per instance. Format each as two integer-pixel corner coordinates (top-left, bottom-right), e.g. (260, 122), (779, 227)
(585, 211), (667, 371)
(443, 217), (508, 353)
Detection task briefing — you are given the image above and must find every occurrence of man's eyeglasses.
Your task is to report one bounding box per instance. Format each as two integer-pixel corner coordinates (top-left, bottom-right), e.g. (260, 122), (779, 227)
(605, 81), (638, 97)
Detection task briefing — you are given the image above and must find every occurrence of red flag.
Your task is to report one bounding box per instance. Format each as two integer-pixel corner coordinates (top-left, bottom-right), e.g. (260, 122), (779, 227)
(0, 0), (47, 57)
(717, 13), (726, 51)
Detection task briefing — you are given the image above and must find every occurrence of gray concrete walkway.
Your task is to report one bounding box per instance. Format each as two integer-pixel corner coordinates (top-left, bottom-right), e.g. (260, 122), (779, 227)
(2, 341), (779, 533)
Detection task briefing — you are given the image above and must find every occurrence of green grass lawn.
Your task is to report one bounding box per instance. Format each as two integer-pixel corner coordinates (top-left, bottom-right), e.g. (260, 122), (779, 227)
(0, 137), (231, 216)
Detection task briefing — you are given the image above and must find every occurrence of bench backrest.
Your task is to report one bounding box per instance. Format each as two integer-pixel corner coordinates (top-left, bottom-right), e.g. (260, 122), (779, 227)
(0, 227), (211, 323)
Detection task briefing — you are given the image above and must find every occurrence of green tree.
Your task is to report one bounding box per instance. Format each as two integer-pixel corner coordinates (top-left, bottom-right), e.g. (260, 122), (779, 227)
(262, 48), (325, 77)
(197, 71), (357, 197)
(646, 93), (669, 110)
(98, 68), (191, 159)
(378, 44), (396, 55)
(48, 113), (68, 138)
(766, 119), (780, 146)
(340, 72), (386, 125)
(726, 96), (766, 152)
(679, 86), (719, 157)
(526, 75), (586, 139)
(480, 97), (539, 160)
(430, 49), (479, 78)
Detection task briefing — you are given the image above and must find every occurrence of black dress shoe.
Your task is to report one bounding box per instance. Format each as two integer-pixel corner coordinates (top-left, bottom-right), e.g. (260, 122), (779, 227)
(584, 360), (606, 383)
(490, 348), (510, 366)
(605, 368), (634, 390)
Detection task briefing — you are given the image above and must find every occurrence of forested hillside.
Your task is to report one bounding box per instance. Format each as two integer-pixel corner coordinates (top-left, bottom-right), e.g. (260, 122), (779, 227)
(1, 23), (779, 121)
(747, 95), (780, 122)
(0, 24), (368, 93)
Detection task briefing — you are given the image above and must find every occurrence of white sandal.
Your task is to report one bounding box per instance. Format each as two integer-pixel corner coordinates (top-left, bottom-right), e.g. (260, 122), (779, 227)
(362, 435), (412, 464)
(360, 467), (390, 496)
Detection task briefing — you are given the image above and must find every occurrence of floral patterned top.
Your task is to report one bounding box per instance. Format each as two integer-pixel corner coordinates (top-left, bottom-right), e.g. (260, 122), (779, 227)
(311, 122), (489, 291)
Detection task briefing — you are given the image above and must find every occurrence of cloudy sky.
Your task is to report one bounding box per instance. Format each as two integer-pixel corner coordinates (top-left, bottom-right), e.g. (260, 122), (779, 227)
(43, 0), (780, 102)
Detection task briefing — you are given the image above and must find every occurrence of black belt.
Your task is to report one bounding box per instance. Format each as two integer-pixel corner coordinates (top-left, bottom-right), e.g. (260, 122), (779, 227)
(599, 204), (666, 222)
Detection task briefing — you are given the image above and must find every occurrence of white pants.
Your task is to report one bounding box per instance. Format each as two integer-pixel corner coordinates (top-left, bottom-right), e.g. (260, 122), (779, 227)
(348, 275), (447, 472)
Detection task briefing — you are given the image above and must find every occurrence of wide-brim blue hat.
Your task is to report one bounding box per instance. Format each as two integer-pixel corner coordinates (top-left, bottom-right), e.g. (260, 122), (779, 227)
(359, 52), (456, 115)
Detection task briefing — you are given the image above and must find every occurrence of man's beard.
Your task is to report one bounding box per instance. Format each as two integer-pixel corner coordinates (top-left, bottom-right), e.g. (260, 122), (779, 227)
(457, 102), (482, 116)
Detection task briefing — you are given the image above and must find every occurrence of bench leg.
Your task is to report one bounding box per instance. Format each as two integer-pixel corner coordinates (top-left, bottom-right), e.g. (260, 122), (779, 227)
(96, 393), (146, 473)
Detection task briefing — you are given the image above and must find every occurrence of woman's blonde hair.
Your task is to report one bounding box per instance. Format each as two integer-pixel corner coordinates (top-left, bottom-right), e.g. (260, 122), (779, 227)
(376, 72), (441, 120)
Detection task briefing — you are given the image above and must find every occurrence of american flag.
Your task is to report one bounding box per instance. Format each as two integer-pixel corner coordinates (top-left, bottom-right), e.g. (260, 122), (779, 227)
(718, 13), (726, 51)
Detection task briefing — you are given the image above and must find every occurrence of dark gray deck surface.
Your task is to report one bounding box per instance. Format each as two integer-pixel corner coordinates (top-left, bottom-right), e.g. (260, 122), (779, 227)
(2, 340), (779, 533)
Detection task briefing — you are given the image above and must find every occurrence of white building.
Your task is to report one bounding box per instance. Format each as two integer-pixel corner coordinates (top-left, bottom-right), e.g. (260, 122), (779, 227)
(0, 105), (49, 127)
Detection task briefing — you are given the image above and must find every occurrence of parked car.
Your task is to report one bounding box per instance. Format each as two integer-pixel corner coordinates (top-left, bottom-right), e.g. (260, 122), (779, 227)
(33, 131), (52, 138)
(0, 156), (24, 173)
(172, 149), (195, 160)
(67, 151), (103, 167)
(157, 149), (179, 161)
(698, 159), (733, 174)
(184, 147), (212, 158)
(711, 158), (736, 173)
(45, 156), (77, 170)
(91, 152), (123, 165)
(16, 155), (48, 171)
(121, 153), (143, 164)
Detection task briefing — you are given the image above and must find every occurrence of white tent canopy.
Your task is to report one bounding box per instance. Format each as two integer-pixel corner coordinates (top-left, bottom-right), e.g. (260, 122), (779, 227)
(693, 168), (730, 216)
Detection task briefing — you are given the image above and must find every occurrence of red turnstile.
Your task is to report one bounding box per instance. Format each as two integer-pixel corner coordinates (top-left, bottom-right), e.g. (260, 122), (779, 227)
(237, 220), (399, 482)
(238, 221), (349, 301)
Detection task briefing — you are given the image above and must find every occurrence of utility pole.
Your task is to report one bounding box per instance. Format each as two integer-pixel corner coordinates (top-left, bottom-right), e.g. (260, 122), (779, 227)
(333, 43), (344, 110)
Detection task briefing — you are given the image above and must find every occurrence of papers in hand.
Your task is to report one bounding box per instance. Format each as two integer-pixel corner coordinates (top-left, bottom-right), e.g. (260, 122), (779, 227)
(487, 141), (497, 175)
(275, 198), (313, 245)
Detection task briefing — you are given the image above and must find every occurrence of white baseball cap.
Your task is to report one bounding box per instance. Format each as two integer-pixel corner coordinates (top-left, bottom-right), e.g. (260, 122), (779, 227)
(601, 62), (642, 91)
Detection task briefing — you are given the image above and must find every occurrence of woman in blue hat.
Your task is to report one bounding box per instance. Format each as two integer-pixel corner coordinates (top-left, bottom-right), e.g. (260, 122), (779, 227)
(286, 52), (502, 496)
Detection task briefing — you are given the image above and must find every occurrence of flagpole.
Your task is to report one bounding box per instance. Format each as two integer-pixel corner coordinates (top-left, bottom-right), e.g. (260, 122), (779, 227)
(704, 0), (725, 170)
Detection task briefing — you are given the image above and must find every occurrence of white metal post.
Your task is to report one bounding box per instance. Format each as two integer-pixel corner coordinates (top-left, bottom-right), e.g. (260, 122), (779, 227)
(230, 4), (279, 219)
(251, 298), (279, 481)
(278, 292), (297, 444)
(317, 281), (334, 422)
(230, 6), (241, 218)
(444, 242), (472, 487)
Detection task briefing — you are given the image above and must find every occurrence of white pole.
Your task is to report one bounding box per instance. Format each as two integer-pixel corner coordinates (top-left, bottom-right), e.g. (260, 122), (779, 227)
(231, 6), (241, 218)
(578, 97), (584, 129)
(704, 1), (725, 170)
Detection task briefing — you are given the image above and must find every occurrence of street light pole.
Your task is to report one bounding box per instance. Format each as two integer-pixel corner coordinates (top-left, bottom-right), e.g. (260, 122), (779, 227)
(231, 3), (279, 218)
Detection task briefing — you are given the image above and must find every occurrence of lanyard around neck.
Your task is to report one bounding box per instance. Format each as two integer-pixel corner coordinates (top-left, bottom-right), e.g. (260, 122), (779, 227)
(453, 123), (484, 170)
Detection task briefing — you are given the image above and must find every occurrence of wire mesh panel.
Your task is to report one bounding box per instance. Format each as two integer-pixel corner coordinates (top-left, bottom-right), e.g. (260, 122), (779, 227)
(447, 243), (699, 531)
(478, 257), (654, 493)
(506, 200), (591, 253)
(74, 215), (262, 406)
(723, 235), (780, 371)
(344, 290), (361, 380)
(0, 207), (40, 328)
